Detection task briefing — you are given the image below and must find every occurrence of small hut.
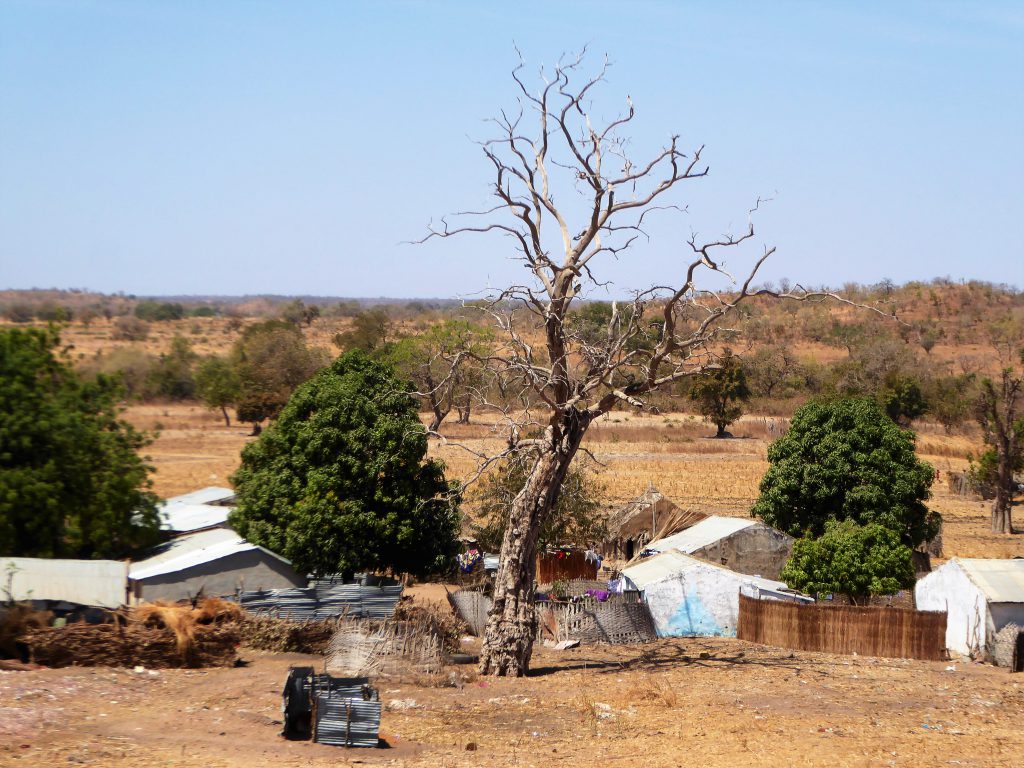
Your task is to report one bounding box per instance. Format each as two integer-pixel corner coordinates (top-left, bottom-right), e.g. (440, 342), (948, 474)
(603, 486), (706, 562)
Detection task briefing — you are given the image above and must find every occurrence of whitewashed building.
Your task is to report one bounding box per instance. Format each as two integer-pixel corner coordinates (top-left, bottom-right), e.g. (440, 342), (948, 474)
(621, 550), (811, 638)
(915, 558), (1024, 658)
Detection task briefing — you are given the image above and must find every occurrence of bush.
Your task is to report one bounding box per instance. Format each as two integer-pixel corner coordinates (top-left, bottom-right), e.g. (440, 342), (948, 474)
(111, 316), (150, 341)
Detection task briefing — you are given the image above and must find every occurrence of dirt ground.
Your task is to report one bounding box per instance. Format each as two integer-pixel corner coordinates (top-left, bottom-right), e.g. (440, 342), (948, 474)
(6, 402), (1012, 767)
(1, 635), (1022, 768)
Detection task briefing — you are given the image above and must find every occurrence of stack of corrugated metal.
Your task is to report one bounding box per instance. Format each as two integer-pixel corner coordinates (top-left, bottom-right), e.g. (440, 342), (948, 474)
(239, 582), (402, 621)
(281, 667), (382, 748)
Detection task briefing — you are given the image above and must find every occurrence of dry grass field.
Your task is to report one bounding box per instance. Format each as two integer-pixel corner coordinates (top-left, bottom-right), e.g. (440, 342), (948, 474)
(128, 403), (1023, 562)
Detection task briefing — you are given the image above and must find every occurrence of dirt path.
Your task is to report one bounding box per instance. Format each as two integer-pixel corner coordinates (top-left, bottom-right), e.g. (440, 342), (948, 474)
(2, 639), (1021, 767)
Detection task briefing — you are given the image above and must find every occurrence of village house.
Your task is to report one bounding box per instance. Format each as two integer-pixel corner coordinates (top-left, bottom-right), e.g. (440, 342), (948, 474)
(641, 515), (795, 580)
(621, 550), (811, 638)
(129, 527), (306, 603)
(914, 557), (1024, 659)
(602, 486), (707, 562)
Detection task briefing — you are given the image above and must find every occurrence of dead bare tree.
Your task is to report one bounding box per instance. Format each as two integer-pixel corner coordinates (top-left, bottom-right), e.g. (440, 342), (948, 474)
(421, 51), (856, 676)
(975, 325), (1023, 534)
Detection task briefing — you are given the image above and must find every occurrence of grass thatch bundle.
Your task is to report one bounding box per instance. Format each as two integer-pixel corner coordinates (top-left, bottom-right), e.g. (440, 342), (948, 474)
(19, 598), (243, 669)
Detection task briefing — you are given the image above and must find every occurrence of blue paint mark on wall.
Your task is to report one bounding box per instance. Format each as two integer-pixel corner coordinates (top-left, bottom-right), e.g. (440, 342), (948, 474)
(662, 592), (729, 637)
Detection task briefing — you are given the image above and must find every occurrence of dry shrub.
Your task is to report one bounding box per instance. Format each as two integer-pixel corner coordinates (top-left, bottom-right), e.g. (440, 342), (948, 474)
(19, 598), (243, 669)
(238, 615), (337, 654)
(393, 596), (467, 654)
(627, 673), (680, 708)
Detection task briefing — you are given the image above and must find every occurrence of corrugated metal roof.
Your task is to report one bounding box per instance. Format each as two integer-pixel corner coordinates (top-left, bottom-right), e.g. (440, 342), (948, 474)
(0, 557), (128, 608)
(129, 528), (292, 580)
(645, 515), (756, 554)
(165, 486), (237, 506)
(621, 549), (806, 599)
(161, 502), (232, 533)
(956, 558), (1024, 603)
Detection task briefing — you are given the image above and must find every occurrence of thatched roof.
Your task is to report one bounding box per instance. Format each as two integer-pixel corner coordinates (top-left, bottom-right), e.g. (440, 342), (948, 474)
(606, 486), (707, 542)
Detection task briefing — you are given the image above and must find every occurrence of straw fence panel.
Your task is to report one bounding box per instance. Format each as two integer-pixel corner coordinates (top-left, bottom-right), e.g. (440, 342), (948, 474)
(737, 594), (946, 661)
(537, 552), (598, 584)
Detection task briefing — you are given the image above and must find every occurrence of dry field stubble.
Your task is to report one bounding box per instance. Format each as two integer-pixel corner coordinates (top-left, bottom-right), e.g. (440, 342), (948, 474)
(129, 404), (1023, 560)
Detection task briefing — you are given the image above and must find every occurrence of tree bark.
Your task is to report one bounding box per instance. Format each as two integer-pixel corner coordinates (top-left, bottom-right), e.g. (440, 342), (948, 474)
(456, 396), (472, 424)
(479, 416), (585, 676)
(992, 434), (1014, 534)
(220, 406), (231, 428)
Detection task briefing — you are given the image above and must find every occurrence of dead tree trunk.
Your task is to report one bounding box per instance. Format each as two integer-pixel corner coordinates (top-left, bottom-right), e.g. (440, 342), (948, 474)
(993, 431), (1014, 534)
(479, 416), (585, 676)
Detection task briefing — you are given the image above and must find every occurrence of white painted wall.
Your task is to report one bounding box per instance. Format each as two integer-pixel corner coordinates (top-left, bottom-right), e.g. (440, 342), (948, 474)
(642, 560), (751, 637)
(915, 561), (987, 657)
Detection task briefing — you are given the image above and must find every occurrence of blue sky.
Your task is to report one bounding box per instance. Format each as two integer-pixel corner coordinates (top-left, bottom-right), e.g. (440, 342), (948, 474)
(1, 1), (1021, 297)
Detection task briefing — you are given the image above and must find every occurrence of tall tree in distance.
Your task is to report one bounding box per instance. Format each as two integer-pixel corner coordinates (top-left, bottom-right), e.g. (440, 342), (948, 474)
(230, 320), (326, 432)
(689, 349), (751, 437)
(420, 51), (862, 676)
(974, 323), (1023, 534)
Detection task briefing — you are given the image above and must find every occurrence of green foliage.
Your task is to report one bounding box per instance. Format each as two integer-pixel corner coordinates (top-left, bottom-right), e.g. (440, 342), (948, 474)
(146, 336), (198, 400)
(194, 356), (241, 425)
(377, 319), (494, 430)
(925, 373), (976, 433)
(229, 351), (460, 577)
(0, 328), (161, 558)
(134, 301), (185, 322)
(752, 397), (939, 548)
(230, 320), (326, 426)
(689, 350), (751, 436)
(333, 308), (391, 352)
(880, 373), (928, 427)
(781, 520), (915, 603)
(471, 455), (607, 552)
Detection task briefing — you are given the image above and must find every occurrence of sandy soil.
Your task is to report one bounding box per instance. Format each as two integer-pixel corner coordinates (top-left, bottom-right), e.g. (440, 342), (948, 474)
(1, 637), (1022, 768)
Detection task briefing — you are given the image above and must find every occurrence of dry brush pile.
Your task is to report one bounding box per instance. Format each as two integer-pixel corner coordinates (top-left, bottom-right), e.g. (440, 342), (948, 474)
(18, 598), (244, 669)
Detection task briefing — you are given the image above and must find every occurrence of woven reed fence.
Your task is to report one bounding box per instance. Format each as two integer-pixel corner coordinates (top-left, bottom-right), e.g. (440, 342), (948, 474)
(448, 590), (492, 637)
(539, 592), (656, 645)
(737, 594), (947, 661)
(537, 551), (599, 583)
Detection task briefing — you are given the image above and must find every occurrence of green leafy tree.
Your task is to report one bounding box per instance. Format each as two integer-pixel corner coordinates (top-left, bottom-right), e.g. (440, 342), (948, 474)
(195, 356), (241, 426)
(689, 350), (751, 437)
(781, 520), (916, 604)
(379, 319), (493, 432)
(974, 354), (1023, 533)
(230, 320), (326, 431)
(0, 328), (161, 558)
(880, 373), (928, 427)
(146, 335), (198, 401)
(229, 351), (460, 578)
(332, 308), (391, 352)
(752, 397), (939, 548)
(471, 455), (606, 553)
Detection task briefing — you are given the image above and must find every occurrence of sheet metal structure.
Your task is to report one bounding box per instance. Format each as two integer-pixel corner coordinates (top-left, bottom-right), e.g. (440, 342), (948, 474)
(240, 582), (403, 621)
(1, 557), (128, 608)
(159, 486), (236, 534)
(282, 667), (381, 748)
